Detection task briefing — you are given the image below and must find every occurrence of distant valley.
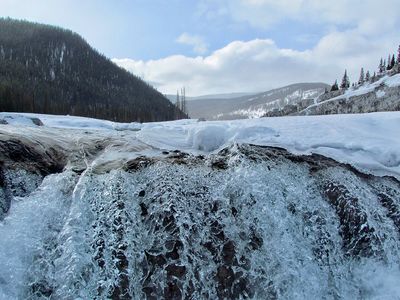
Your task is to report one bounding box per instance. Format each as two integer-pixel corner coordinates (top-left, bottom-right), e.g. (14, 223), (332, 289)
(183, 83), (328, 120)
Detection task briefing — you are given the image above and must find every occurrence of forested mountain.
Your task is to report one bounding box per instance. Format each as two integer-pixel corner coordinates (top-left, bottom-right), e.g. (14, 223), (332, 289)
(0, 18), (185, 122)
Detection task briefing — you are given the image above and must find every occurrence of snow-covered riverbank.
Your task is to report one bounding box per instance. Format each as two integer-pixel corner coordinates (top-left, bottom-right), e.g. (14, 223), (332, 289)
(1, 111), (399, 178)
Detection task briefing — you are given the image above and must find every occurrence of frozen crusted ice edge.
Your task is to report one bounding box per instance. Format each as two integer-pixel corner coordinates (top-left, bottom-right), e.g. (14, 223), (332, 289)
(1, 110), (400, 179)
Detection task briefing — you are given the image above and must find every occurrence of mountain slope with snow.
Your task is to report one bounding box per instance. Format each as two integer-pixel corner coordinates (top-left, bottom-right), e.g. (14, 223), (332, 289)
(187, 83), (328, 120)
(165, 92), (255, 103)
(298, 73), (400, 116)
(0, 112), (400, 299)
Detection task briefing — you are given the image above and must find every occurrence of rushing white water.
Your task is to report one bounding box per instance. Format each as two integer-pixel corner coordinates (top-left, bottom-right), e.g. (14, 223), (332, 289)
(0, 171), (77, 299)
(0, 144), (399, 299)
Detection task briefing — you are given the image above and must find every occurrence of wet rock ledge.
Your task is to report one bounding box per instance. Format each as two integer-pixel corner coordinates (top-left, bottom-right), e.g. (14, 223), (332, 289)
(0, 134), (399, 299)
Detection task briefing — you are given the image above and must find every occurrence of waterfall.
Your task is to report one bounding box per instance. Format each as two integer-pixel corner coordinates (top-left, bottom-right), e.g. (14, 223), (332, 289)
(1, 144), (399, 299)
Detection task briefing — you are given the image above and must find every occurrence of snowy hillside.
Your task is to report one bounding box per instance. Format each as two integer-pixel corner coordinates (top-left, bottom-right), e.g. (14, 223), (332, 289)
(225, 87), (325, 119)
(296, 73), (400, 116)
(1, 112), (400, 299)
(165, 92), (255, 102)
(187, 83), (328, 120)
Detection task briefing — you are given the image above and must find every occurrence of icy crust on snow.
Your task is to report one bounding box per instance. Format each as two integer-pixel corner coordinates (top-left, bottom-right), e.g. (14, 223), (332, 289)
(0, 111), (399, 178)
(0, 145), (400, 299)
(0, 112), (141, 131)
(137, 112), (400, 179)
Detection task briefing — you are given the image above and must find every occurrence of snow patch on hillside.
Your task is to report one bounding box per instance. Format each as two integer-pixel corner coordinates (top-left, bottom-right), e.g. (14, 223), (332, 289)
(376, 90), (386, 98)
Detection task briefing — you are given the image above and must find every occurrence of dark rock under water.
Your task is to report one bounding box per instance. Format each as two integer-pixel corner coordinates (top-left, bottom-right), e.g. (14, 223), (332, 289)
(0, 140), (399, 299)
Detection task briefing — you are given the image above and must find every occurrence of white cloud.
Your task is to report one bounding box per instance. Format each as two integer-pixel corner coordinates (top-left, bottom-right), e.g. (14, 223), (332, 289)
(113, 29), (398, 96)
(176, 33), (208, 55)
(199, 0), (400, 33)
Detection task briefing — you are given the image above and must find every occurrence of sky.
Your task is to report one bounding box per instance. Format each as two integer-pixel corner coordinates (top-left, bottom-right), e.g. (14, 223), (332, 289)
(1, 0), (399, 96)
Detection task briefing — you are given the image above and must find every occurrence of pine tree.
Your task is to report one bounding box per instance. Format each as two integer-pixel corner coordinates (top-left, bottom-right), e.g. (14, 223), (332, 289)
(397, 45), (400, 64)
(176, 90), (181, 111)
(396, 45), (400, 73)
(358, 67), (365, 85)
(390, 54), (395, 69)
(371, 72), (376, 82)
(181, 87), (187, 115)
(386, 55), (391, 70)
(340, 70), (350, 89)
(330, 80), (339, 91)
(379, 58), (385, 74)
(365, 70), (370, 82)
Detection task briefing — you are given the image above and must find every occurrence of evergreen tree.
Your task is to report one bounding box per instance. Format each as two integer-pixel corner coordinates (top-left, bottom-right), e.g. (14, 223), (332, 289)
(176, 90), (180, 109)
(181, 87), (186, 115)
(340, 70), (350, 89)
(390, 54), (395, 69)
(365, 70), (370, 82)
(379, 58), (385, 73)
(183, 87), (187, 115)
(330, 80), (339, 91)
(397, 45), (400, 64)
(387, 54), (392, 70)
(358, 67), (365, 85)
(371, 72), (377, 82)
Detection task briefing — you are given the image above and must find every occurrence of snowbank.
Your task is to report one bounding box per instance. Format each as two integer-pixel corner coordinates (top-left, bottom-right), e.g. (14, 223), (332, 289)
(138, 112), (400, 178)
(0, 112), (142, 131)
(1, 111), (399, 179)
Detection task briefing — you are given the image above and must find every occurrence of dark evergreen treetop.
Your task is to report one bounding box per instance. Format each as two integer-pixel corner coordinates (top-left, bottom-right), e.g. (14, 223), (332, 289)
(330, 80), (339, 92)
(340, 70), (350, 89)
(0, 18), (186, 122)
(379, 58), (385, 73)
(397, 45), (400, 63)
(390, 54), (395, 69)
(358, 67), (364, 85)
(365, 70), (370, 82)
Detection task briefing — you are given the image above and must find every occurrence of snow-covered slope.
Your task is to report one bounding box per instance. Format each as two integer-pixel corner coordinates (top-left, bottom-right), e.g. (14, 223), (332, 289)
(187, 83), (328, 120)
(0, 112), (400, 299)
(225, 86), (325, 119)
(298, 73), (400, 116)
(165, 92), (255, 102)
